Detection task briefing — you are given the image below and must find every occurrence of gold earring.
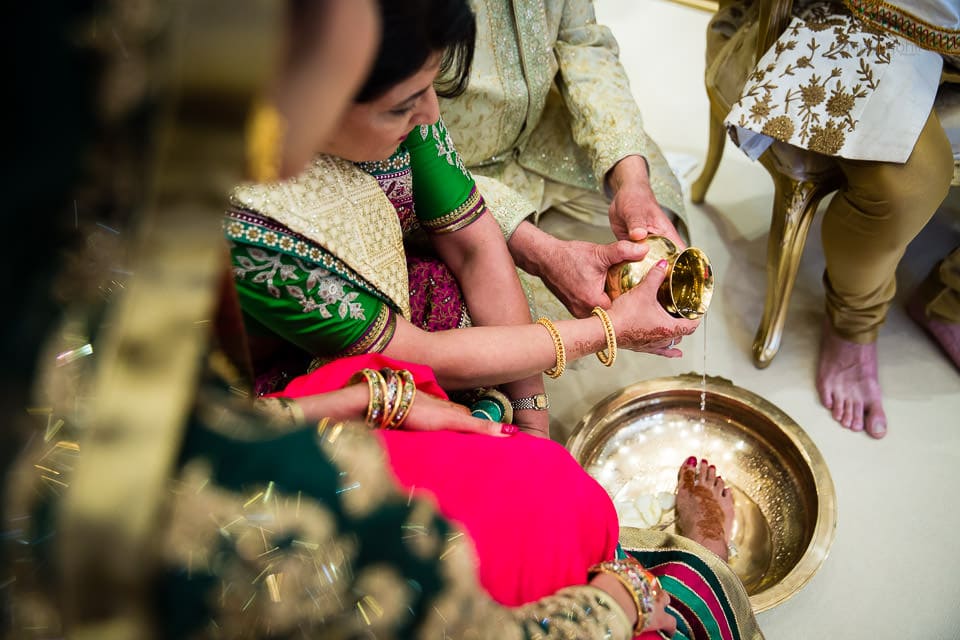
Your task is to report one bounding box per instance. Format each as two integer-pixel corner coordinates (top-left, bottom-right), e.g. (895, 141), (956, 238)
(245, 99), (286, 182)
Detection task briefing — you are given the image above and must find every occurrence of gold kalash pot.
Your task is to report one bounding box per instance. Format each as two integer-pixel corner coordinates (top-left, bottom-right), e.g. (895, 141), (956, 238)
(605, 236), (714, 320)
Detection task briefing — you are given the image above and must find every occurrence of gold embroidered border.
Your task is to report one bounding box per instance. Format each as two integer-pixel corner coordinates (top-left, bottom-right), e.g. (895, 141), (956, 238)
(357, 148), (411, 176)
(844, 0), (959, 55)
(224, 212), (394, 309)
(342, 305), (397, 357)
(421, 188), (487, 234)
(305, 306), (396, 373)
(341, 304), (396, 358)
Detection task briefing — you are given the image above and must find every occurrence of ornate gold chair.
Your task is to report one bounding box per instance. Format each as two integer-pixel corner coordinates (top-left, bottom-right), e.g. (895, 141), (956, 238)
(691, 0), (960, 368)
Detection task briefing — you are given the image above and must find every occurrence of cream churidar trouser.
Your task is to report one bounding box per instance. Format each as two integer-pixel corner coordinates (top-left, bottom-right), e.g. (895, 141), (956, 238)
(822, 110), (955, 342)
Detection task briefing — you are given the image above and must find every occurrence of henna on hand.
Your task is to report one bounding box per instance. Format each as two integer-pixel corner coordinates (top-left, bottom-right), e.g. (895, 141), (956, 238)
(617, 325), (694, 351)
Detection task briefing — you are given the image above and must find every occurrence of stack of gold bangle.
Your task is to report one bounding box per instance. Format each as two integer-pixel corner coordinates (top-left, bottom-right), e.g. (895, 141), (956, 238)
(536, 317), (566, 378)
(591, 306), (617, 366)
(348, 368), (417, 429)
(587, 557), (662, 634)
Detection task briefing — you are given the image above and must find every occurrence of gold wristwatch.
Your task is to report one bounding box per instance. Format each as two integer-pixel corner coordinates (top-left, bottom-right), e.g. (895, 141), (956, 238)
(511, 393), (549, 411)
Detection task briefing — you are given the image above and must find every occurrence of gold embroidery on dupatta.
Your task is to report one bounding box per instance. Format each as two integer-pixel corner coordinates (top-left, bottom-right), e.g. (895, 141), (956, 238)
(231, 156), (411, 319)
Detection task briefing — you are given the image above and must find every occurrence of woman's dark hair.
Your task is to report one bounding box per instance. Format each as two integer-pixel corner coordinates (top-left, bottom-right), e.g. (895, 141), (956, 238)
(355, 0), (476, 103)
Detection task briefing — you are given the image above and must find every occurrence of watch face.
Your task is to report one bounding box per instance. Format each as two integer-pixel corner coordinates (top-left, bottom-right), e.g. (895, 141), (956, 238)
(534, 394), (548, 410)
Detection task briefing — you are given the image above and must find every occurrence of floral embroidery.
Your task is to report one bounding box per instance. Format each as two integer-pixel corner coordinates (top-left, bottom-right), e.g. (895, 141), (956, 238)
(761, 114), (796, 139)
(729, 1), (898, 156)
(808, 120), (847, 155)
(233, 246), (367, 321)
(825, 86), (856, 117)
(799, 76), (826, 108)
(419, 117), (471, 180)
(224, 211), (394, 311)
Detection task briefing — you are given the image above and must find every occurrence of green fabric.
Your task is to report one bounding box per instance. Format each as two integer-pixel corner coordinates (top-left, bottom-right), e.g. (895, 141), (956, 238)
(160, 412), (453, 637)
(226, 117), (481, 359)
(229, 236), (386, 355)
(659, 575), (725, 640)
(406, 118), (477, 222)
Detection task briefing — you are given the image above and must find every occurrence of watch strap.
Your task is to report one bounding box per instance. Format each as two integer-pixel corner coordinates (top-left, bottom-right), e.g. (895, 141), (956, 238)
(511, 393), (549, 411)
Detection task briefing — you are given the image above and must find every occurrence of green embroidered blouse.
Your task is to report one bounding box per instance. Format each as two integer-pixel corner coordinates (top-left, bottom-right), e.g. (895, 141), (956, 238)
(226, 118), (487, 363)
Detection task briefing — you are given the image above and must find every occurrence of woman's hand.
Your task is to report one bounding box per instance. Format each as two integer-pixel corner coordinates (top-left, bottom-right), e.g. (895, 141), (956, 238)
(589, 573), (676, 637)
(645, 588), (677, 637)
(607, 259), (699, 357)
(404, 392), (517, 437)
(512, 408), (549, 438)
(293, 384), (516, 437)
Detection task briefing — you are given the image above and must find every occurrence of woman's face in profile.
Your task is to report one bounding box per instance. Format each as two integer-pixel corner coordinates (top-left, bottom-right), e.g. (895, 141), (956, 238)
(274, 0), (379, 178)
(321, 54), (443, 163)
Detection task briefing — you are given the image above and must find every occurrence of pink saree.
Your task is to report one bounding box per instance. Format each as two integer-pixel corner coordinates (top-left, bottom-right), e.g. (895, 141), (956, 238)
(270, 354), (619, 606)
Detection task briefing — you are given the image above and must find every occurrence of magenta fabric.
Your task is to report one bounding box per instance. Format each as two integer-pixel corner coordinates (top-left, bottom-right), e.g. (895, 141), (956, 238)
(363, 151), (466, 333)
(275, 353), (449, 400)
(650, 562), (734, 640)
(270, 354), (620, 606)
(406, 254), (466, 332)
(382, 429), (620, 606)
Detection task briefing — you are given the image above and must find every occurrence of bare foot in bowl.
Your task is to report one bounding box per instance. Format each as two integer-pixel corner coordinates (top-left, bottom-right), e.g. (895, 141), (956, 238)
(676, 457), (735, 560)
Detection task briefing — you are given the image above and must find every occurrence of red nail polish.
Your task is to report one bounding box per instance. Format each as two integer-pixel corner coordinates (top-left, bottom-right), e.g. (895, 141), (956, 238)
(656, 259), (668, 269)
(709, 464), (716, 471)
(501, 424), (518, 435)
(685, 456), (697, 466)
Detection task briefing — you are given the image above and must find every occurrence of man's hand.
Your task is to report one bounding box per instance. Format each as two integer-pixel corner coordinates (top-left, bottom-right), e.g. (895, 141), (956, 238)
(607, 155), (685, 248)
(509, 221), (649, 317)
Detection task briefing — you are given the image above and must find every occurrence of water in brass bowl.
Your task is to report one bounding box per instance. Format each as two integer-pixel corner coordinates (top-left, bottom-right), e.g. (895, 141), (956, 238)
(567, 374), (836, 612)
(604, 236), (714, 320)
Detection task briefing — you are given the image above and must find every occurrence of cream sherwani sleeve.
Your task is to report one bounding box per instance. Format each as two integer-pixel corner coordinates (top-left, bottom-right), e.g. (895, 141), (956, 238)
(552, 0), (657, 187)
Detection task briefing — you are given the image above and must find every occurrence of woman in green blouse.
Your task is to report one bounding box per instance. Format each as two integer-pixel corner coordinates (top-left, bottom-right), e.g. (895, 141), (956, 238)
(4, 1), (761, 638)
(225, 0), (700, 437)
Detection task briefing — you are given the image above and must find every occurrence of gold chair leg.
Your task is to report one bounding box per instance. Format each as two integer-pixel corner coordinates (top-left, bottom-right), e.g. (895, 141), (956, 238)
(691, 109), (727, 204)
(752, 166), (837, 368)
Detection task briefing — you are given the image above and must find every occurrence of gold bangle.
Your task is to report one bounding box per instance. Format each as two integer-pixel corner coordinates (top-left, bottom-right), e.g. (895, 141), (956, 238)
(348, 369), (386, 427)
(536, 317), (566, 378)
(588, 565), (645, 634)
(388, 369), (417, 429)
(379, 368), (403, 429)
(591, 306), (617, 367)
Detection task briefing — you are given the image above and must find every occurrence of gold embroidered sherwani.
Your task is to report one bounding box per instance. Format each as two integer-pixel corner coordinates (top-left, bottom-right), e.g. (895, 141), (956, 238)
(711, 0), (959, 341)
(439, 0), (686, 235)
(723, 0), (959, 162)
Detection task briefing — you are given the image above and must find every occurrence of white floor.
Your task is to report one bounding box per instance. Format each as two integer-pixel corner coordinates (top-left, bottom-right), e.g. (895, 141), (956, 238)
(543, 2), (960, 638)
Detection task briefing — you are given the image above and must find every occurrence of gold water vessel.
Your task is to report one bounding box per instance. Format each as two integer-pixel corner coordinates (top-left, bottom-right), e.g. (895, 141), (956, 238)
(605, 236), (714, 320)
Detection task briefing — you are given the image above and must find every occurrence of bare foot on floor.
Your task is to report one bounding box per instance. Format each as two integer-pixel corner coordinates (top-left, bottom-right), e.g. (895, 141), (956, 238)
(675, 457), (734, 561)
(907, 292), (960, 372)
(816, 319), (887, 439)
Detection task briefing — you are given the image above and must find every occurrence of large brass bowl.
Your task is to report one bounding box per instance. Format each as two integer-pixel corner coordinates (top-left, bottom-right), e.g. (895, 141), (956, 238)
(566, 374), (837, 612)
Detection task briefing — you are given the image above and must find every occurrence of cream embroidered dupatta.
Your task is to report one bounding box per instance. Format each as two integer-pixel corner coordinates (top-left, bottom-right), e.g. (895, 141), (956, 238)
(231, 155), (414, 320)
(723, 0), (955, 163)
